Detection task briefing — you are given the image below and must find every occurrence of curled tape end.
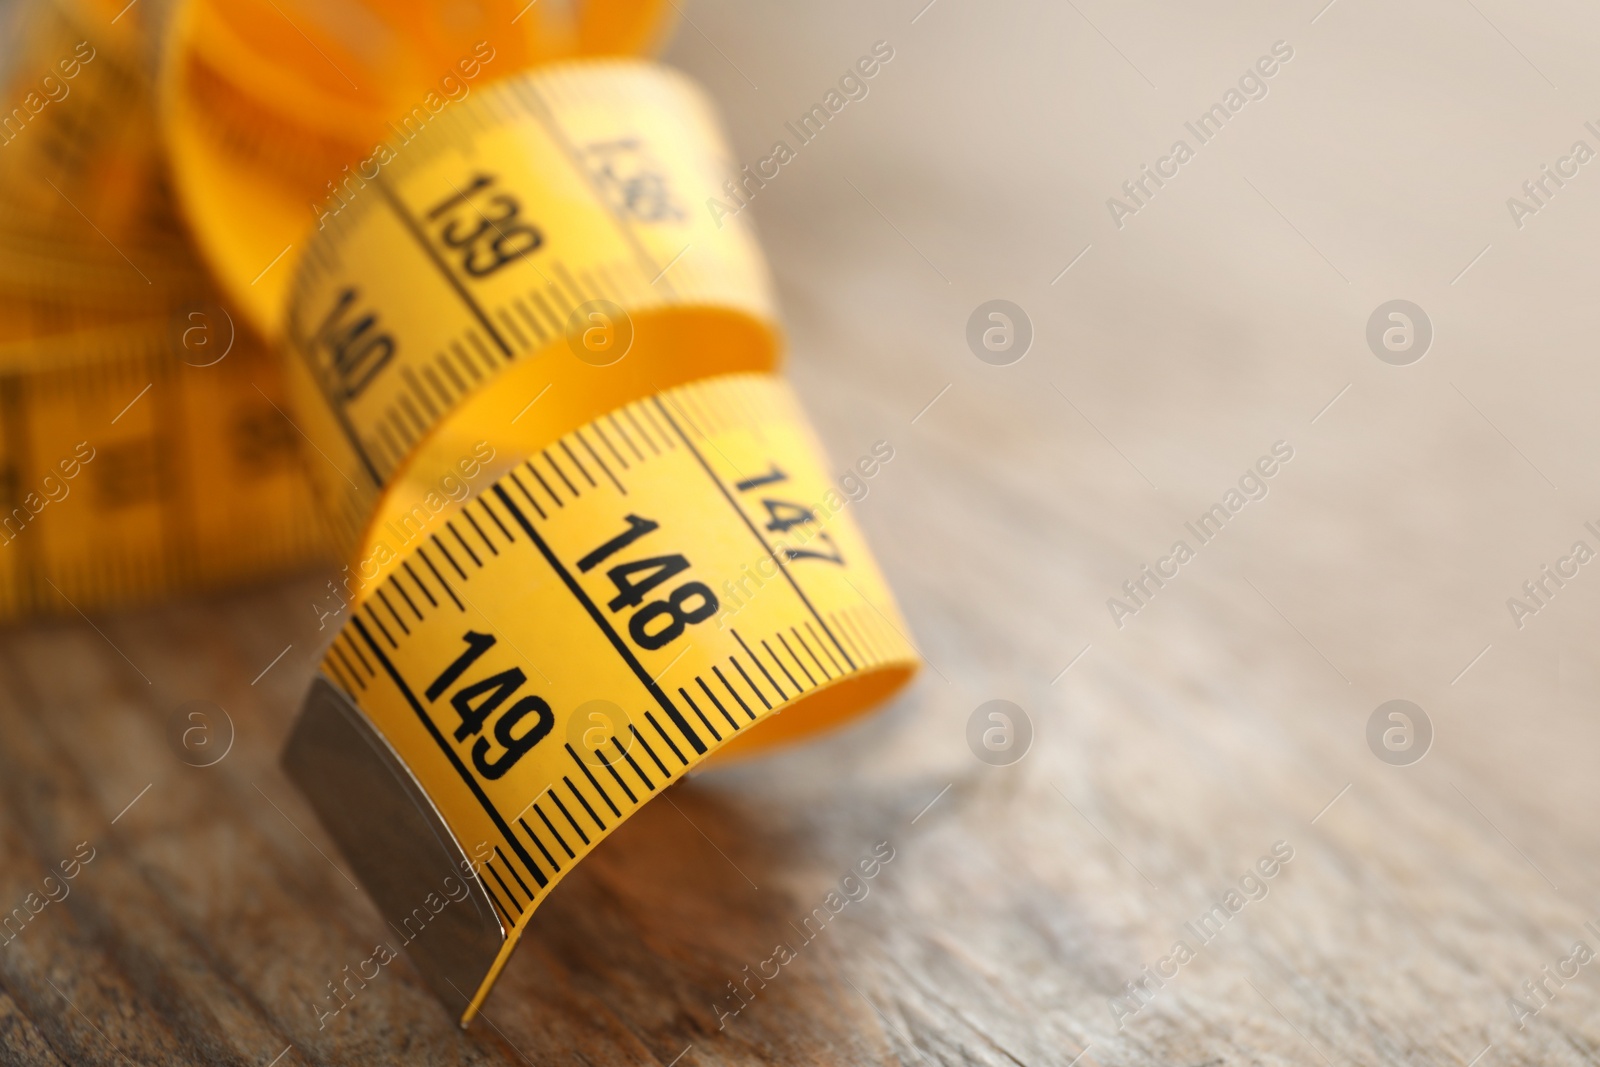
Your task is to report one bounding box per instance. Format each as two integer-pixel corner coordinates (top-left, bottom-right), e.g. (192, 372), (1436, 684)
(282, 676), (507, 1023)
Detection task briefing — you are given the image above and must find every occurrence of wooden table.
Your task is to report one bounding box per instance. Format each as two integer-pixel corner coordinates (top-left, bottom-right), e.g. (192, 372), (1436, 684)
(6, 0), (1600, 1063)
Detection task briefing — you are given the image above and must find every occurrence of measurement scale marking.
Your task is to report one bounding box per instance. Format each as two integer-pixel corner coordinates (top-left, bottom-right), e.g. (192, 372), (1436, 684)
(372, 177), (513, 359)
(491, 484), (707, 754)
(513, 82), (678, 302)
(350, 614), (545, 894)
(651, 396), (858, 673)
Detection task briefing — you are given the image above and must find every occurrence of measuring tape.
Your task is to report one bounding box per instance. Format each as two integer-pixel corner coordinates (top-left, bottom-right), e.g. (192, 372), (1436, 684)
(159, 0), (674, 336)
(0, 318), (326, 620)
(0, 0), (920, 1026)
(0, 0), (329, 622)
(277, 61), (777, 570)
(268, 59), (916, 1024)
(286, 371), (916, 1023)
(0, 0), (179, 252)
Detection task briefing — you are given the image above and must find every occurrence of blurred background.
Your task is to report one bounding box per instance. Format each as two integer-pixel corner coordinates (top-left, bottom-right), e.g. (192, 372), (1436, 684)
(4, 0), (1600, 1064)
(685, 4), (1600, 1059)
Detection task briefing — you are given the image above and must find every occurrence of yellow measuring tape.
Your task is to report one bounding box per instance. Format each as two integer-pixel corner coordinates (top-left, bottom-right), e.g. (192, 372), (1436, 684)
(272, 60), (917, 1023)
(287, 371), (916, 1022)
(160, 0), (674, 335)
(0, 0), (328, 620)
(1, 0), (919, 1025)
(0, 319), (324, 618)
(275, 61), (778, 564)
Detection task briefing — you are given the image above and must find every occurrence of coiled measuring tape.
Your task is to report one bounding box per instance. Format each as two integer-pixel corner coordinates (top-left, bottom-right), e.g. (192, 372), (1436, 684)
(0, 0), (680, 619)
(269, 61), (918, 1024)
(286, 370), (917, 1023)
(0, 0), (330, 621)
(0, 0), (920, 1025)
(0, 320), (326, 619)
(0, 0), (174, 249)
(160, 0), (673, 335)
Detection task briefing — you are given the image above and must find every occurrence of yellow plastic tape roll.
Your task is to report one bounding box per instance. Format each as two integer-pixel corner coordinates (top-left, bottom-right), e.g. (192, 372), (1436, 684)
(269, 59), (917, 1024)
(277, 62), (777, 572)
(160, 0), (674, 335)
(0, 0), (920, 1028)
(288, 372), (916, 1023)
(0, 0), (329, 621)
(0, 320), (325, 620)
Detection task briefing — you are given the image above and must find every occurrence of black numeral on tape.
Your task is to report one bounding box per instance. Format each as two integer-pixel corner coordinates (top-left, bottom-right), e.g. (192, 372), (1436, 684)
(425, 172), (542, 278)
(316, 286), (396, 401)
(734, 464), (844, 565)
(579, 513), (719, 652)
(425, 630), (553, 779)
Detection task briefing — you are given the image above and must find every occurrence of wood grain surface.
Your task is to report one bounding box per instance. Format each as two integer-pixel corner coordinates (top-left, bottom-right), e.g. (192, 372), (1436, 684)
(6, 0), (1600, 1064)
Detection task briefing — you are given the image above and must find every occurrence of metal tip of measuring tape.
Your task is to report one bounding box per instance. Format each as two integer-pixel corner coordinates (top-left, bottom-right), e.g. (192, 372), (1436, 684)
(282, 677), (507, 1019)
